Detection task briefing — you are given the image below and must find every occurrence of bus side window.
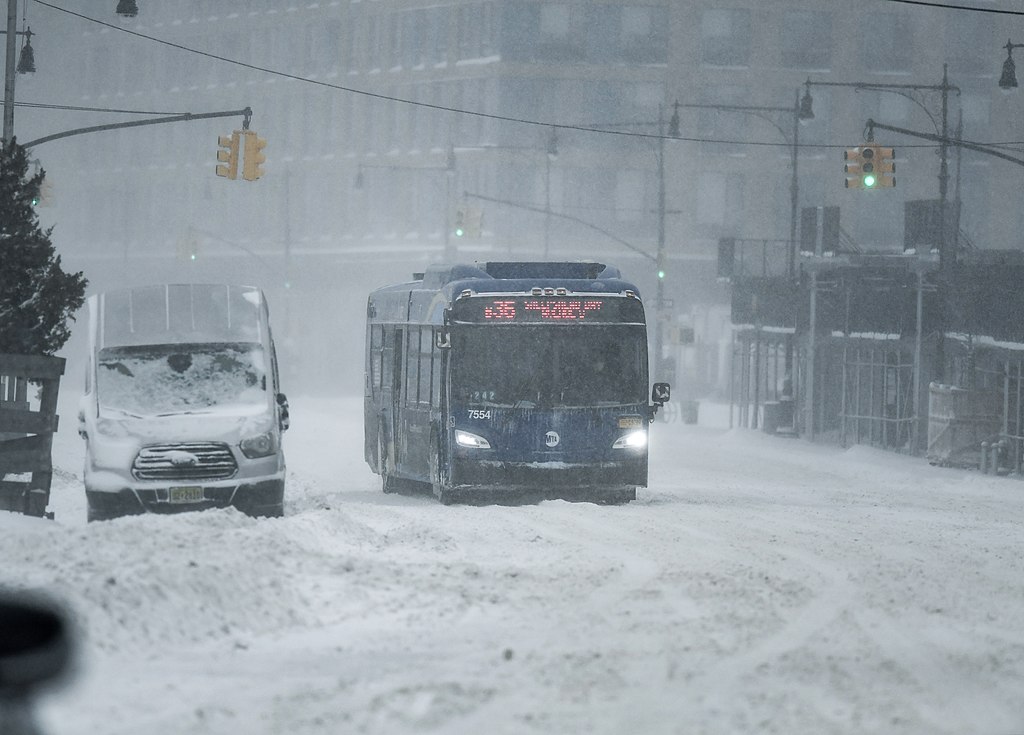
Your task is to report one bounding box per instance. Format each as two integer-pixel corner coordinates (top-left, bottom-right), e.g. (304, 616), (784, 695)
(405, 327), (419, 405)
(431, 330), (442, 407)
(370, 324), (384, 391)
(382, 326), (396, 396)
(418, 328), (432, 405)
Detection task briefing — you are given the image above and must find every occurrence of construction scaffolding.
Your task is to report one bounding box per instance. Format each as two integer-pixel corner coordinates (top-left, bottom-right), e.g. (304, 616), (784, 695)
(839, 341), (916, 450)
(730, 327), (791, 431)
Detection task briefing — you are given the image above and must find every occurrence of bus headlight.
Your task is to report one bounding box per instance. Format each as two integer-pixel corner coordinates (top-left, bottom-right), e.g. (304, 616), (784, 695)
(612, 430), (647, 450)
(240, 430), (280, 458)
(455, 430), (491, 449)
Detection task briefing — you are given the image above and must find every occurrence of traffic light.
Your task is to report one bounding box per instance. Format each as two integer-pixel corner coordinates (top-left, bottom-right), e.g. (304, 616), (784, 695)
(241, 131), (267, 181)
(845, 145), (880, 189)
(36, 180), (52, 206)
(845, 144), (896, 189)
(843, 147), (862, 188)
(463, 205), (484, 237)
(176, 235), (198, 262)
(454, 205), (466, 237)
(874, 146), (896, 188)
(216, 132), (240, 179)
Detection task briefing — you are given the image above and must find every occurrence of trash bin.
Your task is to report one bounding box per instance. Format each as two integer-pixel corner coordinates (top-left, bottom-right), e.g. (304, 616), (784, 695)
(762, 400), (794, 435)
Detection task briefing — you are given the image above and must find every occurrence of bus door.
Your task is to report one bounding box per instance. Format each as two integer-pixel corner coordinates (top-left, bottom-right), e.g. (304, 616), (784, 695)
(399, 327), (432, 479)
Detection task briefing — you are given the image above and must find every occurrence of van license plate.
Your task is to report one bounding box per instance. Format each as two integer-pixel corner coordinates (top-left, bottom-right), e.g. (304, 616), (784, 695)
(168, 486), (204, 503)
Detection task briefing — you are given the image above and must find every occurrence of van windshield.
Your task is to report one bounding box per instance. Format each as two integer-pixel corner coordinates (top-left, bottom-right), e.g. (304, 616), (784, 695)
(96, 342), (268, 418)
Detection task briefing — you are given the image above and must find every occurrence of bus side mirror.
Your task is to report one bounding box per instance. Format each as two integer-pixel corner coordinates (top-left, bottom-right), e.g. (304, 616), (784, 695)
(435, 328), (451, 350)
(652, 382), (671, 406)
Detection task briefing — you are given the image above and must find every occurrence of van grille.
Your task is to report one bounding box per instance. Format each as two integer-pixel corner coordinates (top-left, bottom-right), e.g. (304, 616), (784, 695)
(132, 443), (238, 481)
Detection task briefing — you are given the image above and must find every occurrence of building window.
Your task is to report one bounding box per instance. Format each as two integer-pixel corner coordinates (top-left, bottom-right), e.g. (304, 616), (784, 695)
(540, 4), (570, 40)
(538, 3), (583, 61)
(780, 11), (831, 70)
(861, 12), (912, 73)
(961, 91), (991, 131)
(457, 3), (496, 60)
(697, 86), (750, 157)
(426, 6), (448, 65)
(700, 9), (751, 67)
(697, 172), (744, 228)
(621, 6), (667, 63)
(367, 14), (382, 71)
(401, 10), (424, 68)
(615, 169), (646, 223)
(945, 10), (993, 77)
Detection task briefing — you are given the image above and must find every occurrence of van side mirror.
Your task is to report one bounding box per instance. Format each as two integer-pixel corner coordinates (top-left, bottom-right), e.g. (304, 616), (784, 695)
(276, 393), (290, 432)
(434, 328), (451, 350)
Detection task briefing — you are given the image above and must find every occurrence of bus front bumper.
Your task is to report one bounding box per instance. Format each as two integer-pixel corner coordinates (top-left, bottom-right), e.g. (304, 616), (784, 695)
(450, 455), (647, 495)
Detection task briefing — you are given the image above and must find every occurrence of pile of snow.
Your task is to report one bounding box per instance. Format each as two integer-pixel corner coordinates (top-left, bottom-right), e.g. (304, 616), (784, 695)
(1, 395), (1022, 735)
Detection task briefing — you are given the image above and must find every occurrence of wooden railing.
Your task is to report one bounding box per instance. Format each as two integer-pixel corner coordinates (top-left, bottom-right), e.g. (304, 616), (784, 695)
(0, 354), (65, 519)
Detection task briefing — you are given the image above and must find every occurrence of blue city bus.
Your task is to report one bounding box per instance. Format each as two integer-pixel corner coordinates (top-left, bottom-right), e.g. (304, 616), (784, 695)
(364, 262), (670, 504)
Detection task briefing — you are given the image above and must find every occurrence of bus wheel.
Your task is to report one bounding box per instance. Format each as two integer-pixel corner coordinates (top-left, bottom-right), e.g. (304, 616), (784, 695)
(435, 486), (458, 505)
(429, 444), (449, 503)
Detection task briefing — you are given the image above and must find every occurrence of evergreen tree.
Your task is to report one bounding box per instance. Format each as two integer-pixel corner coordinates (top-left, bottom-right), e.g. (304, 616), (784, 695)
(0, 137), (86, 355)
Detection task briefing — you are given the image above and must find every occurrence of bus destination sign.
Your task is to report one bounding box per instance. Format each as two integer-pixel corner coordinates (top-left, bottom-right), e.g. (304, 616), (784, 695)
(454, 296), (644, 323)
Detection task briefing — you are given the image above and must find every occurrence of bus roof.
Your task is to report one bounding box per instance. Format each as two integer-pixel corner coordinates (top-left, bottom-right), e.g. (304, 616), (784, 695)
(368, 262), (644, 325)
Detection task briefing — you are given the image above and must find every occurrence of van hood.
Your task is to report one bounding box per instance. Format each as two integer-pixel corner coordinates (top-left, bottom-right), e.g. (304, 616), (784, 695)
(94, 406), (275, 444)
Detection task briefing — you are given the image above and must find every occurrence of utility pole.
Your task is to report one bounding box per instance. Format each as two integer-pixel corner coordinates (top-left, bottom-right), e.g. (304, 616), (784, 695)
(3, 0), (18, 143)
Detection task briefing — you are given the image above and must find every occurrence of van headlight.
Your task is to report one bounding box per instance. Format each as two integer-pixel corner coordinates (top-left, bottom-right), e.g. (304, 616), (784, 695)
(455, 430), (491, 449)
(612, 430), (647, 450)
(240, 430), (280, 458)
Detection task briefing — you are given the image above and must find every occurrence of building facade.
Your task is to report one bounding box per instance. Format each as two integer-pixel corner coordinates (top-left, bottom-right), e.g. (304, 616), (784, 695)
(11, 0), (1023, 391)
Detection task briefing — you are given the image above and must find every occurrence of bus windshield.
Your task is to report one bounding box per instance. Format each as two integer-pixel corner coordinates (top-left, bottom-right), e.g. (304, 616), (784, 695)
(452, 325), (647, 408)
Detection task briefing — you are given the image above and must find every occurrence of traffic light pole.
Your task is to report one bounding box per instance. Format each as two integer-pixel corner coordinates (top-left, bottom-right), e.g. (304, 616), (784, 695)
(803, 67), (959, 271)
(865, 118), (1024, 170)
(21, 107), (253, 149)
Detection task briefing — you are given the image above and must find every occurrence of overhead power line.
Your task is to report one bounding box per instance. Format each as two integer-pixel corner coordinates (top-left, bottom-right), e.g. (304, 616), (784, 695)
(883, 0), (1024, 15)
(34, 1), (690, 144)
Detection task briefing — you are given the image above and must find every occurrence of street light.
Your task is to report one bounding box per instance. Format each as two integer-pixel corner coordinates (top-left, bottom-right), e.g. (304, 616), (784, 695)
(353, 145), (458, 258)
(553, 107), (680, 378)
(678, 92), (805, 425)
(115, 0), (138, 18)
(999, 39), (1024, 91)
(678, 91), (804, 280)
(544, 126), (558, 258)
(2, 0), (38, 143)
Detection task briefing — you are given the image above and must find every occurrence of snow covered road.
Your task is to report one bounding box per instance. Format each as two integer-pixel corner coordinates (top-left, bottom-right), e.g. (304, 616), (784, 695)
(3, 396), (1023, 734)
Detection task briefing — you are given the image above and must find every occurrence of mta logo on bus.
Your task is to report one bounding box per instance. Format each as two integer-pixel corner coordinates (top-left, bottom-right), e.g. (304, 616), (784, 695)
(483, 298), (604, 321)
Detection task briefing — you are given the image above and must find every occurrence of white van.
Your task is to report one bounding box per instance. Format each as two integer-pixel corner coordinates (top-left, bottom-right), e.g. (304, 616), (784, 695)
(78, 284), (288, 522)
